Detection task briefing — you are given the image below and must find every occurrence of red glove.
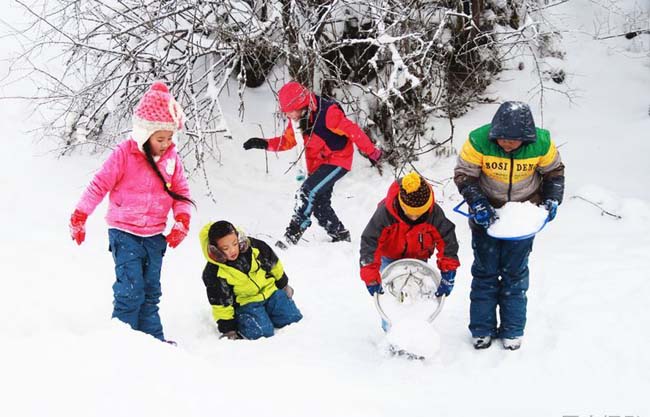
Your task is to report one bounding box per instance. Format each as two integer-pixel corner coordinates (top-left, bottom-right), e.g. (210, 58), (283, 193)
(367, 148), (382, 163)
(166, 213), (190, 248)
(69, 209), (88, 245)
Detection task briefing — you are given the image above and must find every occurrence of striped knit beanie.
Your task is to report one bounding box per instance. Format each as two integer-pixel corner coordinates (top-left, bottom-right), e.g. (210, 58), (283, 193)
(398, 172), (434, 217)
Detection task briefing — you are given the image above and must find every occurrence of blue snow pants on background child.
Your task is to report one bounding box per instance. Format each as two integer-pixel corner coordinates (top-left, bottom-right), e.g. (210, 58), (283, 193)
(469, 226), (534, 339)
(235, 289), (303, 340)
(290, 164), (348, 239)
(108, 229), (167, 340)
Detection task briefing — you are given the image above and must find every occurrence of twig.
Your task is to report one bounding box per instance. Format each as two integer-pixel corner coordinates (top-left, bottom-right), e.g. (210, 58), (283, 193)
(571, 195), (622, 219)
(595, 29), (650, 40)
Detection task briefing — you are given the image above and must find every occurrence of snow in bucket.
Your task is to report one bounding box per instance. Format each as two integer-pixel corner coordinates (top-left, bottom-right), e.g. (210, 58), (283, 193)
(488, 201), (549, 238)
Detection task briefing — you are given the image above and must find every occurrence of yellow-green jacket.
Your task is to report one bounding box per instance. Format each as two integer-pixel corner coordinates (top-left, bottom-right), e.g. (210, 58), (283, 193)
(199, 223), (288, 333)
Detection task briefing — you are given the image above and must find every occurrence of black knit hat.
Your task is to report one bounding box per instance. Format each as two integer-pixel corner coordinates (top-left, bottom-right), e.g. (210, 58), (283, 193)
(398, 172), (433, 217)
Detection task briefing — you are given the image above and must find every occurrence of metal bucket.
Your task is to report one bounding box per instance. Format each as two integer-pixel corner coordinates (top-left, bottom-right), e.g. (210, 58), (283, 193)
(374, 258), (446, 329)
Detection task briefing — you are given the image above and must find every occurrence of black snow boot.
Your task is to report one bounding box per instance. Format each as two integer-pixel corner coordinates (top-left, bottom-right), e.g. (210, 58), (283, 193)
(276, 221), (304, 249)
(330, 229), (351, 242)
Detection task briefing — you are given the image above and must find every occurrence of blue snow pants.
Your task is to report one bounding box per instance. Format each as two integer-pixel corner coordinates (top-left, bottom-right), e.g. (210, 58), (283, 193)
(290, 164), (348, 238)
(108, 229), (167, 340)
(469, 226), (534, 339)
(235, 289), (303, 340)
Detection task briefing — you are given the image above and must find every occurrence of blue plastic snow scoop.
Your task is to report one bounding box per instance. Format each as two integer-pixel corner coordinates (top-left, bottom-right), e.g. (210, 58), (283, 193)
(374, 259), (446, 331)
(453, 200), (550, 241)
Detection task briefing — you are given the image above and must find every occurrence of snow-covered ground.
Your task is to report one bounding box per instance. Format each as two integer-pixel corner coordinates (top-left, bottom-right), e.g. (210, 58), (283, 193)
(1, 1), (649, 416)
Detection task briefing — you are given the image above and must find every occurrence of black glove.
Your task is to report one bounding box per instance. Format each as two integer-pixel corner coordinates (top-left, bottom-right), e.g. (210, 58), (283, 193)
(243, 137), (268, 150)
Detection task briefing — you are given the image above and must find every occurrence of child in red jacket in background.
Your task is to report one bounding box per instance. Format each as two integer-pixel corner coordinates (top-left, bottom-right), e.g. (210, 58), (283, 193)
(69, 81), (193, 342)
(243, 81), (382, 247)
(359, 172), (460, 299)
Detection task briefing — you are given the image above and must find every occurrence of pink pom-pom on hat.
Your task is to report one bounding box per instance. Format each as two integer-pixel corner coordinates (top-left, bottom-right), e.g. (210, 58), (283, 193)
(131, 80), (185, 150)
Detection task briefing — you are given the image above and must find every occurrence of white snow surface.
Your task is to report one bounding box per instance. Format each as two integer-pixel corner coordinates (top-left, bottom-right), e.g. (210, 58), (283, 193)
(381, 295), (443, 358)
(1, 1), (649, 416)
(488, 201), (549, 238)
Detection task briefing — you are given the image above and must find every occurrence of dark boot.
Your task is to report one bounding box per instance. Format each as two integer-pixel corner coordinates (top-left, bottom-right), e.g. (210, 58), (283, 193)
(285, 222), (304, 244)
(330, 229), (351, 242)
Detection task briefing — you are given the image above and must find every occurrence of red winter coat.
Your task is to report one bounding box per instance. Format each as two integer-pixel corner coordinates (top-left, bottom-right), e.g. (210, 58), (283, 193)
(359, 182), (460, 285)
(266, 95), (377, 174)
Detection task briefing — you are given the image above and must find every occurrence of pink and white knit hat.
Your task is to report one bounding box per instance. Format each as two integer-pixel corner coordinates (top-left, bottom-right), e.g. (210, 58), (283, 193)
(131, 80), (185, 149)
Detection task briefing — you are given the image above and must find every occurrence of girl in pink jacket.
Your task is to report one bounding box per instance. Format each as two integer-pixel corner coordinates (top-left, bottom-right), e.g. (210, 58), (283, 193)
(69, 81), (193, 342)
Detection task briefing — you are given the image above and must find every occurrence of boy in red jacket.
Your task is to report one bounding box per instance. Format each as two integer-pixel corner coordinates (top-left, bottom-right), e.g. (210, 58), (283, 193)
(243, 81), (382, 247)
(359, 172), (460, 297)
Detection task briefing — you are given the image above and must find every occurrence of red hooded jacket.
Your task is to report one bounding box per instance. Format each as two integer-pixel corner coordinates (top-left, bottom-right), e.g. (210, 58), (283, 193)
(266, 95), (377, 174)
(359, 181), (460, 285)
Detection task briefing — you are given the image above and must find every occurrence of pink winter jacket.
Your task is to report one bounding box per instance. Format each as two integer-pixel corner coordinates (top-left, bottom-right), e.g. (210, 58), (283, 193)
(75, 139), (192, 236)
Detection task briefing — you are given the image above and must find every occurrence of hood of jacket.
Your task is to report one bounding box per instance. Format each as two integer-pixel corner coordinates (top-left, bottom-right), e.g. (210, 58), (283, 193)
(488, 101), (537, 144)
(199, 222), (250, 265)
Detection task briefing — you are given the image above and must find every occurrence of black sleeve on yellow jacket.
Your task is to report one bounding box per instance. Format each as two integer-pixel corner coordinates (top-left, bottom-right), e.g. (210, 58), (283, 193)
(249, 237), (289, 289)
(274, 274), (288, 290)
(201, 262), (236, 333)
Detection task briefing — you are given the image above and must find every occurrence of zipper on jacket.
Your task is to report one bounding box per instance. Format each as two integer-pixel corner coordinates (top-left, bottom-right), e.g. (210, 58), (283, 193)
(247, 274), (264, 299)
(248, 261), (267, 300)
(237, 254), (266, 301)
(507, 154), (514, 201)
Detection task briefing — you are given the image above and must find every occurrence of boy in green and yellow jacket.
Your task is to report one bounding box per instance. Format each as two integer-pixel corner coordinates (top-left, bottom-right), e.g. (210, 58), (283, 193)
(454, 101), (565, 351)
(199, 221), (302, 340)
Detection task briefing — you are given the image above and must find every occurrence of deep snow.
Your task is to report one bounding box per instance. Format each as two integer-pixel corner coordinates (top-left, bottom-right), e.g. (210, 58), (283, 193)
(1, 1), (649, 416)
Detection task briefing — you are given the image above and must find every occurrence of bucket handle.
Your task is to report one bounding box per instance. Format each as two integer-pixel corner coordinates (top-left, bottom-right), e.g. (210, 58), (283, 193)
(453, 200), (471, 218)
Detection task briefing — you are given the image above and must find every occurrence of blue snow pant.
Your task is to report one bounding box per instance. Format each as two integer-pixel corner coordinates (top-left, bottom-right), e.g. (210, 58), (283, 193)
(287, 164), (348, 240)
(469, 226), (534, 339)
(235, 289), (303, 340)
(108, 229), (167, 340)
